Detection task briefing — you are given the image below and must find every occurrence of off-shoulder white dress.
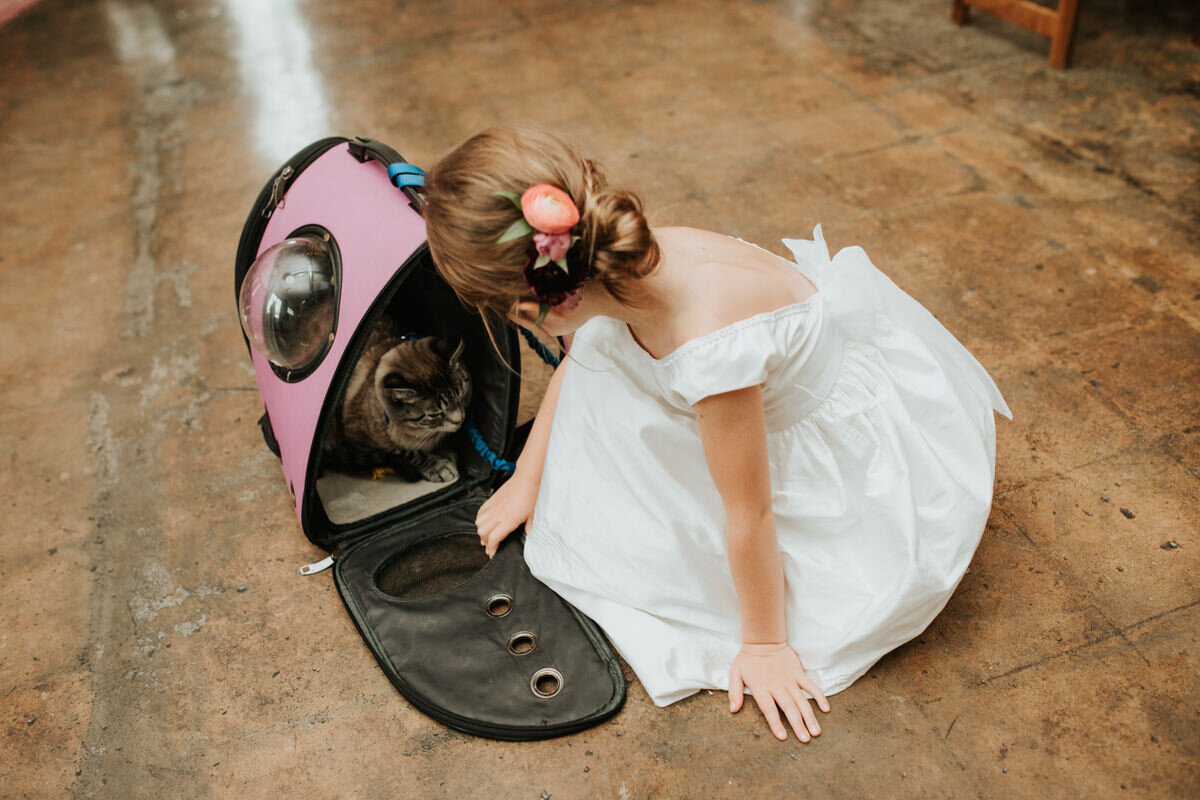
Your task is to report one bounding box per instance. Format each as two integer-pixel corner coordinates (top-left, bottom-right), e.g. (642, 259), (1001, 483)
(524, 226), (1011, 706)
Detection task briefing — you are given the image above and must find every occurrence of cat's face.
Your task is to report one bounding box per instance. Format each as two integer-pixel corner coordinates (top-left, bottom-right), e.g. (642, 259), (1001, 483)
(375, 337), (471, 436)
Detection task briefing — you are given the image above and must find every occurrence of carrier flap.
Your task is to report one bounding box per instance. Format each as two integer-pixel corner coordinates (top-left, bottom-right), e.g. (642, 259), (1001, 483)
(334, 499), (626, 740)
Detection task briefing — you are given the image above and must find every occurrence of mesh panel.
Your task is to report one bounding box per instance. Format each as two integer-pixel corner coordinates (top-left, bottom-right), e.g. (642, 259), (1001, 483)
(375, 533), (489, 598)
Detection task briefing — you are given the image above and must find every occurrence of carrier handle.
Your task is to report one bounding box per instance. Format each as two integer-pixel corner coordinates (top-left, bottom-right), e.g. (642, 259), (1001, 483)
(346, 137), (424, 211)
(387, 162), (426, 189)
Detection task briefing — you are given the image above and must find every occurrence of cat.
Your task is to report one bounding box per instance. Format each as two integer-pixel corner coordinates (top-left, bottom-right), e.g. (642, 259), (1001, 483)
(323, 319), (472, 483)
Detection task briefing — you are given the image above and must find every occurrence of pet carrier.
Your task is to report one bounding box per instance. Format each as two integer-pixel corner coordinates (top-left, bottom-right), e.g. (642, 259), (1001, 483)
(233, 136), (624, 740)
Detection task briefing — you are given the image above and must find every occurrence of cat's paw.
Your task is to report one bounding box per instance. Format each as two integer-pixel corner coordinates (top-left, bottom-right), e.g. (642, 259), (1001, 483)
(421, 454), (459, 483)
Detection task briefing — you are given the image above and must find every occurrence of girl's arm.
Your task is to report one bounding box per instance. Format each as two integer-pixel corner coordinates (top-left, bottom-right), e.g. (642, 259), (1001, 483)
(512, 356), (565, 485)
(475, 356), (567, 556)
(693, 386), (831, 742)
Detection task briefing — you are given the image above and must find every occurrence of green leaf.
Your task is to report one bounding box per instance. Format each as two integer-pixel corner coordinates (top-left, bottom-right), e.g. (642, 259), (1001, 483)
(535, 302), (550, 325)
(494, 190), (523, 209)
(497, 218), (534, 243)
(534, 253), (550, 268)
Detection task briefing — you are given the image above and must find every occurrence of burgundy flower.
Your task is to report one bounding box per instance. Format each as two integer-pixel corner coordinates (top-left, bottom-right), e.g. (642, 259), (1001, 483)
(524, 254), (588, 308)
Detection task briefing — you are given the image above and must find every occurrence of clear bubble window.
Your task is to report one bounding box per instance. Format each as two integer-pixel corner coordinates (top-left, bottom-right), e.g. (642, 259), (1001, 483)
(239, 226), (341, 380)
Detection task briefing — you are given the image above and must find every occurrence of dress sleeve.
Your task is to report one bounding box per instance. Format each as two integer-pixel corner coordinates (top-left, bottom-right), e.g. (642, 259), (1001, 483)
(660, 322), (781, 407)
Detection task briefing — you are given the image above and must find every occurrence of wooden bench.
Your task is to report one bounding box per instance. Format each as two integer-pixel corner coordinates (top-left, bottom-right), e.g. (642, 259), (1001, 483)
(952, 0), (1081, 69)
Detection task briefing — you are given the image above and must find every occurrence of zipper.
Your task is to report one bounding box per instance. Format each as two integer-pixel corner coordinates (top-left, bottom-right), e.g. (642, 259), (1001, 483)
(264, 165), (294, 216)
(301, 544), (343, 575)
(300, 555), (334, 575)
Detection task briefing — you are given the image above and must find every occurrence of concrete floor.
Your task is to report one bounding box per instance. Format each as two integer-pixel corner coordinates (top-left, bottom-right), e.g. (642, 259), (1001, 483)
(1, 0), (1198, 797)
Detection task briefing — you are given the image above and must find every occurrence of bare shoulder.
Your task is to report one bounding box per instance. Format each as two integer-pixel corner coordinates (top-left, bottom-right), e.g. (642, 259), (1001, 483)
(654, 226), (817, 337)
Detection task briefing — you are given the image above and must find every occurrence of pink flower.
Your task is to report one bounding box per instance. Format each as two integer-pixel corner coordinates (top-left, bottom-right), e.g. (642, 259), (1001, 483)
(533, 231), (572, 261)
(520, 184), (579, 234)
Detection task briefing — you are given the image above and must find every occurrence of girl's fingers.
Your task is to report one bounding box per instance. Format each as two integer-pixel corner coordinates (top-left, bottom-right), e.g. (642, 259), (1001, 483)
(775, 692), (811, 743)
(728, 668), (745, 712)
(478, 511), (514, 549)
(481, 522), (506, 552)
(486, 524), (514, 557)
(797, 672), (831, 713)
(788, 685), (821, 737)
(751, 688), (787, 741)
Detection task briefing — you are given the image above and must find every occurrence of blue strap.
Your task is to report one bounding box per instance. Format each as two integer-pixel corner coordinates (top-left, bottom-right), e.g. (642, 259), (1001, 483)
(467, 415), (514, 474)
(468, 335), (559, 475)
(520, 328), (561, 368)
(388, 162), (426, 189)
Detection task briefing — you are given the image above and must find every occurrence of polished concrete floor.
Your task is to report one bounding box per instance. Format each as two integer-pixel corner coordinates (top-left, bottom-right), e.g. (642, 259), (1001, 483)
(2, 0), (1199, 797)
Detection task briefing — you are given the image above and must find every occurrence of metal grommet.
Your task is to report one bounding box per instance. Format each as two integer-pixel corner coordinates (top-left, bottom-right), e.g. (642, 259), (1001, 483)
(485, 593), (513, 618)
(530, 668), (563, 699)
(507, 631), (536, 655)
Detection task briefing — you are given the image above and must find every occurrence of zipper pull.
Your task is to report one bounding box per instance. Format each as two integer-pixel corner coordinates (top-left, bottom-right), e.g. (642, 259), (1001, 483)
(300, 555), (334, 575)
(264, 165), (294, 217)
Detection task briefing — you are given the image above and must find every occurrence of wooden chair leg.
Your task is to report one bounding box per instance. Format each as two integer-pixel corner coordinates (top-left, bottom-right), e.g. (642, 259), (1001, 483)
(951, 0), (969, 26)
(1048, 0), (1080, 69)
(951, 0), (1082, 69)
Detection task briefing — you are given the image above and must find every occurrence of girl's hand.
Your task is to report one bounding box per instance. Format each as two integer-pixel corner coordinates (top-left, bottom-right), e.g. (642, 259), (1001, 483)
(475, 471), (539, 557)
(729, 643), (831, 742)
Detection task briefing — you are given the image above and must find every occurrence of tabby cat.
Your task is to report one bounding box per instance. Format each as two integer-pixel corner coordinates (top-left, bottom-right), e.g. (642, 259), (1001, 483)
(323, 320), (472, 482)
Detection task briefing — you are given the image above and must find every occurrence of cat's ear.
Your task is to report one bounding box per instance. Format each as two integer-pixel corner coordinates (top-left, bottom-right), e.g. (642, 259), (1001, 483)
(432, 336), (464, 364)
(449, 337), (465, 365)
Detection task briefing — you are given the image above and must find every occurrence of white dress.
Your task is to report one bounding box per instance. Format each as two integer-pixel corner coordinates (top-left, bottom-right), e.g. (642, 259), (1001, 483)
(524, 226), (1011, 706)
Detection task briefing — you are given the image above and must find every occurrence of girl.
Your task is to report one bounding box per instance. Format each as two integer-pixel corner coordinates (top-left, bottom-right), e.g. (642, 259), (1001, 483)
(423, 127), (1010, 743)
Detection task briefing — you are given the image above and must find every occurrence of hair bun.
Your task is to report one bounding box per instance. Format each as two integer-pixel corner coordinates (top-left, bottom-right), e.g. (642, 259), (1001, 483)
(423, 127), (658, 316)
(579, 160), (658, 300)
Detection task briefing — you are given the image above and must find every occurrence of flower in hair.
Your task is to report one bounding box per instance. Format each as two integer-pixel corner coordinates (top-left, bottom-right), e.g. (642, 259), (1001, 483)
(523, 256), (588, 312)
(521, 184), (579, 234)
(533, 231), (572, 262)
(496, 184), (587, 323)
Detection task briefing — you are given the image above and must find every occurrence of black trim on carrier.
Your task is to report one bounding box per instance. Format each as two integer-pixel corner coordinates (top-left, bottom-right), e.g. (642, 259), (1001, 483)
(297, 241), (518, 553)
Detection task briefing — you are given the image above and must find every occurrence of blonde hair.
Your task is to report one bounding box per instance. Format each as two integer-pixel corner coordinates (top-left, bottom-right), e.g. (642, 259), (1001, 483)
(423, 126), (659, 326)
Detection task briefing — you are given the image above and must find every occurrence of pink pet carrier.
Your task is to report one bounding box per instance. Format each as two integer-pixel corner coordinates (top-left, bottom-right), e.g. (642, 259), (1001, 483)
(234, 137), (624, 740)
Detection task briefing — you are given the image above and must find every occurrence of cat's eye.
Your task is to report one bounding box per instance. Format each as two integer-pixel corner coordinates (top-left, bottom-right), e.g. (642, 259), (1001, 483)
(239, 226), (341, 381)
(388, 389), (419, 402)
